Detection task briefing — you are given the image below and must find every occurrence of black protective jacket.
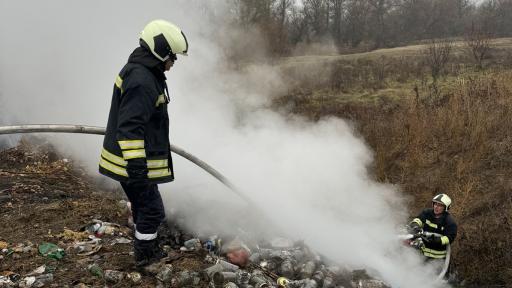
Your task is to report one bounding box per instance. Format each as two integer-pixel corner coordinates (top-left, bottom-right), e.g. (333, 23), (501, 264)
(99, 46), (174, 184)
(412, 208), (457, 259)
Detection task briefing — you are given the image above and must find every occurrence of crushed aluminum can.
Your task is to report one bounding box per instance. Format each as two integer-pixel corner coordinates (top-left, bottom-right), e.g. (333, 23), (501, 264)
(260, 259), (278, 271)
(210, 271), (226, 287)
(205, 263), (225, 279)
(322, 276), (335, 288)
(19, 276), (36, 287)
(126, 272), (142, 284)
(290, 249), (305, 263)
(287, 279), (317, 288)
(353, 279), (389, 288)
(279, 258), (295, 279)
(88, 264), (103, 278)
(250, 270), (270, 288)
(33, 273), (54, 287)
(248, 252), (261, 264)
(104, 270), (124, 283)
(86, 223), (101, 234)
(110, 237), (131, 245)
(300, 261), (316, 279)
(183, 238), (201, 251)
(205, 254), (217, 264)
(312, 270), (325, 284)
(172, 270), (198, 287)
(217, 259), (240, 272)
(270, 250), (292, 261)
(218, 272), (237, 282)
(235, 271), (250, 286)
(156, 264), (173, 283)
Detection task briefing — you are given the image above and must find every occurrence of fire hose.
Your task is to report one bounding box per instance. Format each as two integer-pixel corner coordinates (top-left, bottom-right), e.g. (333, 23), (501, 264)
(0, 124), (251, 204)
(399, 230), (451, 281)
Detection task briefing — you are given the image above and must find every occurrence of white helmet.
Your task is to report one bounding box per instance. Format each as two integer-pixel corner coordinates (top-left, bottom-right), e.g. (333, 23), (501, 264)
(432, 194), (452, 211)
(140, 19), (188, 62)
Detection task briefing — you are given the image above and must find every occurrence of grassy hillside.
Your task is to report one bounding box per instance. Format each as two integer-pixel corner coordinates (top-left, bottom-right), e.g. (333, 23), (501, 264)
(272, 38), (512, 286)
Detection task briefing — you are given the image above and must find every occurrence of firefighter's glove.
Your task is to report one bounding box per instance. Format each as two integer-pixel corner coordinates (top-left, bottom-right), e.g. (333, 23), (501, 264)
(126, 158), (149, 188)
(407, 222), (422, 235)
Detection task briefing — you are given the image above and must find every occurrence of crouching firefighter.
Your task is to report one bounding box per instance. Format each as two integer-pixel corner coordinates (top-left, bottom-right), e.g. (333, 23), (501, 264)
(99, 19), (188, 267)
(407, 194), (458, 260)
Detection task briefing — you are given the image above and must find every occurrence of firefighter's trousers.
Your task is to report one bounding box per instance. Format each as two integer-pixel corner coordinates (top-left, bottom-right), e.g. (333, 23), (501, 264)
(121, 182), (165, 241)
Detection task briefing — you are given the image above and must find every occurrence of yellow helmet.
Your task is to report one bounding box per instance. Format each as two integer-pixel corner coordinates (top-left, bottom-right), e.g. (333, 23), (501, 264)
(432, 194), (452, 211)
(140, 19), (188, 62)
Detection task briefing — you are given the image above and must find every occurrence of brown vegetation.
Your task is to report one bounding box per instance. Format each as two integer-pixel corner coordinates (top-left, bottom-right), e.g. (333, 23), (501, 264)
(273, 45), (512, 286)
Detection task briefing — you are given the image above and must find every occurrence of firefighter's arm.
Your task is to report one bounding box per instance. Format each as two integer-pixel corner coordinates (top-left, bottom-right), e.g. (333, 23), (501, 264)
(116, 83), (157, 182)
(408, 210), (428, 234)
(442, 217), (458, 245)
(426, 220), (457, 246)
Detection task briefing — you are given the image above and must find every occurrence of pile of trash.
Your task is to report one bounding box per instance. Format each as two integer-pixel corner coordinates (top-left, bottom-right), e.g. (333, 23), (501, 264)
(151, 210), (390, 288)
(0, 198), (390, 288)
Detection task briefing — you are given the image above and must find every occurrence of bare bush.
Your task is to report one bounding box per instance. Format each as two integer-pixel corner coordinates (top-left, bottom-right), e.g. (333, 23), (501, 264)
(423, 39), (453, 83)
(465, 24), (492, 69)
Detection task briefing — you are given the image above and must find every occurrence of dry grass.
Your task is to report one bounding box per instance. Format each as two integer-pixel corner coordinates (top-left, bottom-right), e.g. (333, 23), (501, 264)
(274, 45), (512, 285)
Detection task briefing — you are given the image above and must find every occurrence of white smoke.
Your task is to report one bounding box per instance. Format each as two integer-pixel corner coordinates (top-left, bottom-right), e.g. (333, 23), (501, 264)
(0, 1), (449, 287)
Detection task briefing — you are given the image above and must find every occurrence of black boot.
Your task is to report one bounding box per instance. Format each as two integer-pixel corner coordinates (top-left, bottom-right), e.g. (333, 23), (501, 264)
(134, 239), (167, 267)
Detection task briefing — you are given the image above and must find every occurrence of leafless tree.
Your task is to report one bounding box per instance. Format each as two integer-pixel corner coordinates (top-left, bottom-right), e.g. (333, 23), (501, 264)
(343, 0), (369, 47)
(303, 0), (330, 39)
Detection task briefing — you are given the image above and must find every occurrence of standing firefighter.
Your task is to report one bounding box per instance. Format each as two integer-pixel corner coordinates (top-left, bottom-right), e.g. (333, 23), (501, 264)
(99, 19), (188, 267)
(408, 194), (458, 260)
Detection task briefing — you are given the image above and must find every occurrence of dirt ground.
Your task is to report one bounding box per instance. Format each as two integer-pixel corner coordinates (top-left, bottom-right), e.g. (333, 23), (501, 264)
(0, 140), (209, 287)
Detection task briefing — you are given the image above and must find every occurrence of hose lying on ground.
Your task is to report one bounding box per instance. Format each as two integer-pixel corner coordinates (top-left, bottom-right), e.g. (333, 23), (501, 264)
(0, 124), (250, 204)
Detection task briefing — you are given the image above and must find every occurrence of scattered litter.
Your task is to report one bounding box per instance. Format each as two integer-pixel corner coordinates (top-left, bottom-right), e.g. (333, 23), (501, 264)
(1, 271), (20, 283)
(171, 270), (200, 287)
(227, 248), (250, 268)
(181, 238), (201, 251)
(88, 264), (103, 278)
(0, 242), (8, 250)
(0, 276), (14, 287)
(156, 264), (173, 283)
(56, 229), (89, 241)
(204, 235), (221, 254)
(73, 237), (102, 256)
(32, 274), (53, 287)
(126, 272), (141, 284)
(110, 237), (131, 245)
(83, 220), (120, 237)
(18, 276), (36, 288)
(26, 265), (46, 276)
(38, 242), (65, 260)
(104, 270), (124, 283)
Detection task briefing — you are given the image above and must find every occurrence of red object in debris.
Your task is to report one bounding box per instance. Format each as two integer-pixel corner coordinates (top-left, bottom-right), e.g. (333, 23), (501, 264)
(227, 248), (250, 267)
